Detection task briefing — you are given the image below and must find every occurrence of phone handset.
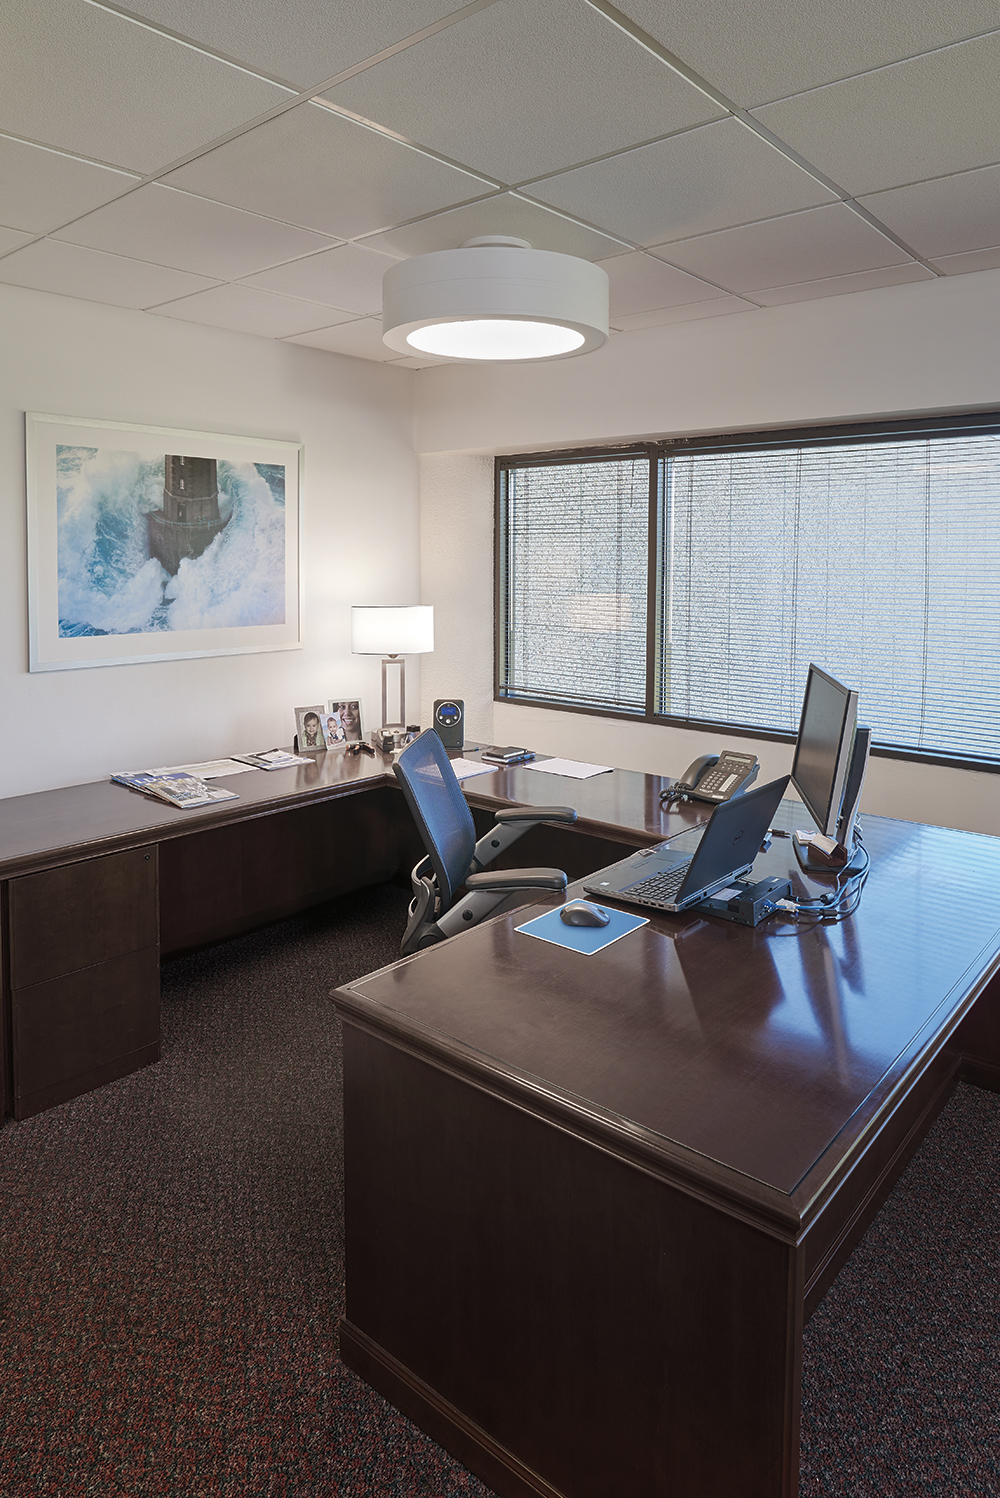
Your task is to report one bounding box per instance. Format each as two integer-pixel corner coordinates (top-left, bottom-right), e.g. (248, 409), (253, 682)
(676, 753), (719, 792)
(670, 750), (760, 803)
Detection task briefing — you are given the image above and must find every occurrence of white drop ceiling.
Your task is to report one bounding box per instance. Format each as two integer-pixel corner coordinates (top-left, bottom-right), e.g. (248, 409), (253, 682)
(2, 0), (999, 367)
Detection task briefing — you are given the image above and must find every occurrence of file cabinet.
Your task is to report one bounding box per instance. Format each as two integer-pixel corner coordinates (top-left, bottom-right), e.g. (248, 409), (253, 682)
(7, 846), (160, 1119)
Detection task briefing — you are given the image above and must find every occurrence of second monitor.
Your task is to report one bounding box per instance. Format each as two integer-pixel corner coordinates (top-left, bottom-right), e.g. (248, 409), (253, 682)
(791, 663), (870, 870)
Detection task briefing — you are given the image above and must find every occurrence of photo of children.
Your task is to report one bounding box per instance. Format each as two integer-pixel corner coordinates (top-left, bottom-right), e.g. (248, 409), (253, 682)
(294, 705), (327, 752)
(323, 712), (345, 747)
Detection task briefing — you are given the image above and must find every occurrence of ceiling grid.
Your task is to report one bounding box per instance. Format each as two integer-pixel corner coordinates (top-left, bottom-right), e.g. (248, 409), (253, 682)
(1, 0), (997, 364)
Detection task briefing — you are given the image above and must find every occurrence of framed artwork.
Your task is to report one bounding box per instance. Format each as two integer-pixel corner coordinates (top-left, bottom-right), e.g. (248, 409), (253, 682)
(26, 412), (302, 672)
(326, 698), (364, 744)
(295, 705), (327, 753)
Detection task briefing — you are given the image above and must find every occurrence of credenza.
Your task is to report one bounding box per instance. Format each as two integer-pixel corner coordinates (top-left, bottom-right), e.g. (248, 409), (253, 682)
(0, 747), (691, 1121)
(0, 750), (411, 1119)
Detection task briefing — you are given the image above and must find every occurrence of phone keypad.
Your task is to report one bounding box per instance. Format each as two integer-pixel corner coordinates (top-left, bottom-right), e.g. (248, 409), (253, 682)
(698, 756), (755, 798)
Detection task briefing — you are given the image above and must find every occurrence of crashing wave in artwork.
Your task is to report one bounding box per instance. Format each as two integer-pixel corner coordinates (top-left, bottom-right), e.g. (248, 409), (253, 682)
(56, 446), (286, 637)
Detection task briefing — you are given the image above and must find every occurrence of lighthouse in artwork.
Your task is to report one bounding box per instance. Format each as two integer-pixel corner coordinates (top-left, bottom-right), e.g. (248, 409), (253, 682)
(146, 455), (231, 575)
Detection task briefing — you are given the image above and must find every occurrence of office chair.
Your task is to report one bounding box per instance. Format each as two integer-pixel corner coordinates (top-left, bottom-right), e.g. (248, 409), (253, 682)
(393, 729), (576, 954)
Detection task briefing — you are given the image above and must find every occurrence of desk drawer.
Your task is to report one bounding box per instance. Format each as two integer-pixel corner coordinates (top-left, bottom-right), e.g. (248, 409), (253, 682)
(12, 945), (160, 1111)
(8, 846), (158, 988)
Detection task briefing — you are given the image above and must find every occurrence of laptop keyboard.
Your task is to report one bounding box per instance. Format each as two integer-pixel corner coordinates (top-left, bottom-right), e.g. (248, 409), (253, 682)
(622, 860), (692, 906)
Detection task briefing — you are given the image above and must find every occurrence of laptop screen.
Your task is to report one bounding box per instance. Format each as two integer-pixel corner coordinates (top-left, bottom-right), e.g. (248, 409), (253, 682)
(677, 776), (790, 901)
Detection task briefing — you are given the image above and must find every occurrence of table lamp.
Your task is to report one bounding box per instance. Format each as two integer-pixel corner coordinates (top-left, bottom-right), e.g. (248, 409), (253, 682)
(351, 605), (434, 736)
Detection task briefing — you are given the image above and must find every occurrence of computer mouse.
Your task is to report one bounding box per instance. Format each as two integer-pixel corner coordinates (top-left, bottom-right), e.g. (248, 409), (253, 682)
(560, 899), (611, 928)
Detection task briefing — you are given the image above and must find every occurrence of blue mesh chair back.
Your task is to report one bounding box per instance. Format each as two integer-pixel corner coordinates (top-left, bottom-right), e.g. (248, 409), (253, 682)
(393, 730), (477, 909)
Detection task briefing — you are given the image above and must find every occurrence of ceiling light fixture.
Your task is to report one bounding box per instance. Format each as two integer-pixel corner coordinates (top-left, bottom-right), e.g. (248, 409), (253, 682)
(381, 236), (609, 363)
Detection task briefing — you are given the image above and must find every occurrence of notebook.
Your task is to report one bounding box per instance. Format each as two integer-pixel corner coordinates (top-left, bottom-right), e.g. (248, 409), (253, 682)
(584, 776), (790, 913)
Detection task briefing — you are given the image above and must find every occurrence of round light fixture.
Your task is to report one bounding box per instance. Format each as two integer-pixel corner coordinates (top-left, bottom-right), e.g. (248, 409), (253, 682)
(382, 236), (609, 363)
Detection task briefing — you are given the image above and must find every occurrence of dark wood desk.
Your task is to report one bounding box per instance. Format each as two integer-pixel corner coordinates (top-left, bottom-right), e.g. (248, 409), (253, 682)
(0, 750), (408, 1120)
(7, 749), (1000, 1496)
(333, 797), (1000, 1498)
(1, 745), (683, 1122)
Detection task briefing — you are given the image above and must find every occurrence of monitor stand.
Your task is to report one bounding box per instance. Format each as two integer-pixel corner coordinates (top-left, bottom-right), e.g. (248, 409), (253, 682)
(794, 834), (865, 876)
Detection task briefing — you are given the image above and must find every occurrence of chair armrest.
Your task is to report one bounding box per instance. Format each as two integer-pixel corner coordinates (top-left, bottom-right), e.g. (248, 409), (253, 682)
(493, 806), (577, 825)
(472, 807), (577, 871)
(465, 868), (568, 892)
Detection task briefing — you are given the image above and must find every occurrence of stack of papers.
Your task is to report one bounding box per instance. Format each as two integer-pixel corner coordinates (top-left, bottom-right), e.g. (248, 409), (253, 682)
(232, 750), (311, 771)
(148, 758), (254, 778)
(523, 757), (612, 780)
(449, 758), (500, 781)
(111, 771), (239, 809)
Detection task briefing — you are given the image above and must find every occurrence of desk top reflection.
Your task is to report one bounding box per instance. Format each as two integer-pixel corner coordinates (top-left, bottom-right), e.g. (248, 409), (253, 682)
(458, 746), (710, 847)
(338, 803), (1000, 1216)
(0, 746), (394, 879)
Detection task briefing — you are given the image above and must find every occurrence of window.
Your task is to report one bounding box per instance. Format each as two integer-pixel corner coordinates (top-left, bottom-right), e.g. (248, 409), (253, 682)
(497, 451), (653, 714)
(496, 415), (1000, 770)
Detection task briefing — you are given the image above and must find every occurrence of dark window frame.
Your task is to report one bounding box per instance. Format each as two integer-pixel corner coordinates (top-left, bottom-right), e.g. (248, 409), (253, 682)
(495, 411), (1000, 776)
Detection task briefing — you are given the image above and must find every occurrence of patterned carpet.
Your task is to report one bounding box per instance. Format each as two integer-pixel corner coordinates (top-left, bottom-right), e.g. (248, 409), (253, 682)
(0, 883), (997, 1496)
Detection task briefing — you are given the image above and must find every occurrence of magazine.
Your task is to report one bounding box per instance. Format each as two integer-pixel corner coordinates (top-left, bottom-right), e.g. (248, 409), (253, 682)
(111, 771), (240, 809)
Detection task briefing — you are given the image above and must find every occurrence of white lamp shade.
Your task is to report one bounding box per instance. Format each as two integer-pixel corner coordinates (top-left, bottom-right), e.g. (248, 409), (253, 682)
(382, 238), (609, 362)
(352, 605), (434, 655)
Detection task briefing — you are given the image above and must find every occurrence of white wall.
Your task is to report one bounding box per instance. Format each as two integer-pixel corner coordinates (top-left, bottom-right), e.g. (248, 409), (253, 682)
(419, 452), (495, 745)
(416, 270), (1000, 836)
(1, 283), (418, 797)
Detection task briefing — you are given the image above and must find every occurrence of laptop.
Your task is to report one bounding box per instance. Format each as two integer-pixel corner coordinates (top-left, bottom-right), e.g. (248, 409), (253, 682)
(584, 775), (790, 914)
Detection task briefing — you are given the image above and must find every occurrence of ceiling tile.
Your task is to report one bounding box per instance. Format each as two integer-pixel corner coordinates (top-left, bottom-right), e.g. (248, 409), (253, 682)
(0, 0), (291, 175)
(753, 33), (1000, 197)
(359, 192), (628, 262)
(611, 297), (757, 331)
(0, 135), (140, 234)
(857, 164), (1000, 259)
(321, 0), (724, 186)
(149, 283), (344, 337)
(284, 317), (398, 362)
(241, 244), (399, 314)
(387, 352), (450, 369)
(0, 226), (34, 254)
(114, 0), (467, 89)
(162, 102), (492, 240)
(612, 0), (1000, 108)
(598, 251), (723, 315)
(931, 245), (1000, 275)
(751, 263), (935, 306)
(524, 118), (836, 246)
(0, 238), (217, 308)
(53, 183), (335, 280)
(651, 203), (910, 293)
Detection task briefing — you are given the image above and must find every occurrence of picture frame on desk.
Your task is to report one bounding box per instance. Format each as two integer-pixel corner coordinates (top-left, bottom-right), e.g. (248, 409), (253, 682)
(25, 412), (302, 672)
(326, 698), (364, 744)
(295, 705), (327, 753)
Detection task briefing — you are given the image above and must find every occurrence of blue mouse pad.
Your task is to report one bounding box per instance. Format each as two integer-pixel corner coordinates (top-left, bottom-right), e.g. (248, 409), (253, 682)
(516, 904), (648, 955)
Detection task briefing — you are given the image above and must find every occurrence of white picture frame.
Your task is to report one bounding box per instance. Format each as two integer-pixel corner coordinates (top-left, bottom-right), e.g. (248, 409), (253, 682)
(26, 412), (302, 672)
(326, 697), (364, 744)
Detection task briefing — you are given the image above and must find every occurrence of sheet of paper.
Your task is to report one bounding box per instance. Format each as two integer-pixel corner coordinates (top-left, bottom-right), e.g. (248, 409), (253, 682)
(450, 758), (500, 781)
(522, 757), (612, 780)
(516, 905), (648, 955)
(149, 759), (255, 778)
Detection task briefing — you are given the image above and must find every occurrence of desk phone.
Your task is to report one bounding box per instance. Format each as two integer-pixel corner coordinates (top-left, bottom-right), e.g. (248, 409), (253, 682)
(674, 750), (759, 803)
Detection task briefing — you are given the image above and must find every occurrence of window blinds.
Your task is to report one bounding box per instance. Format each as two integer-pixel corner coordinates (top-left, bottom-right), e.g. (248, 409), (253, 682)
(664, 433), (1000, 761)
(500, 456), (649, 712)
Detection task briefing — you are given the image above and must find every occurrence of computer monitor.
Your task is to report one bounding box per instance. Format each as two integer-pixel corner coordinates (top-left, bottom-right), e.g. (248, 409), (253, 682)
(790, 665), (865, 847)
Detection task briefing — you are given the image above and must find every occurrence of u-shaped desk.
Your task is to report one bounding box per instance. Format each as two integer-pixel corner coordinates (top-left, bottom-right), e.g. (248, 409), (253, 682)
(2, 749), (998, 1498)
